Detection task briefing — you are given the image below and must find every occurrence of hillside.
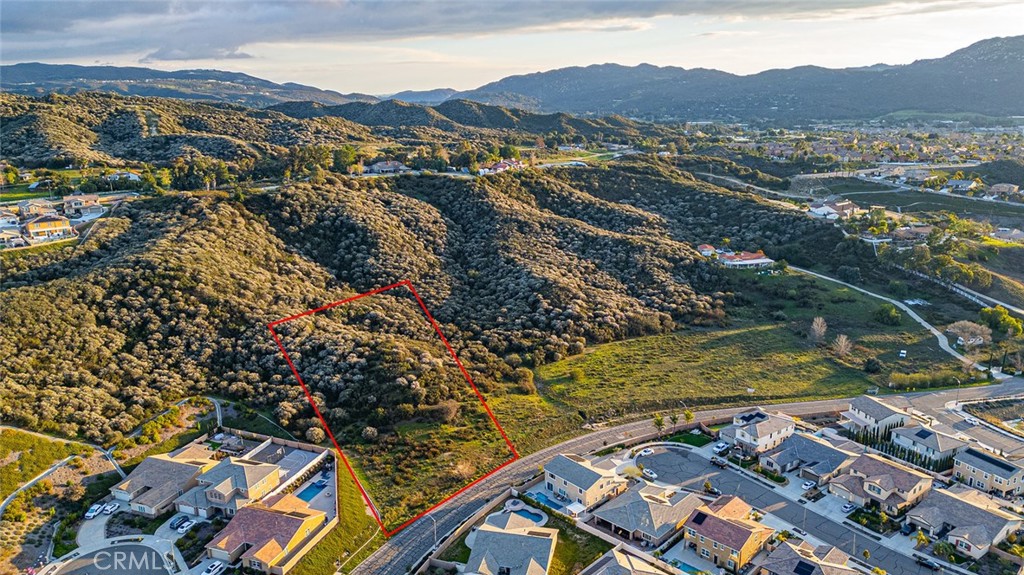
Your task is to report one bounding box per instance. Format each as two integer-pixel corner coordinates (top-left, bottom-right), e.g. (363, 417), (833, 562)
(266, 98), (668, 139)
(0, 92), (375, 166)
(0, 162), (845, 446)
(456, 36), (1024, 122)
(0, 63), (377, 108)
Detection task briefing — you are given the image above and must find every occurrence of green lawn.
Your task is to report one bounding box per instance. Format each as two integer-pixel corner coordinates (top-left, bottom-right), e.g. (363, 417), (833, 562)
(120, 426), (208, 471)
(666, 432), (714, 447)
(0, 429), (91, 500)
(290, 461), (383, 575)
(0, 186), (59, 202)
(523, 496), (612, 575)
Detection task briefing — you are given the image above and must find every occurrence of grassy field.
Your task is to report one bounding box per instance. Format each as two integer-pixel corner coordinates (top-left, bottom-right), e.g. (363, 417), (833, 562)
(291, 461), (383, 575)
(533, 270), (959, 425)
(811, 177), (895, 195)
(345, 402), (514, 531)
(0, 186), (58, 203)
(967, 238), (1024, 309)
(841, 189), (1024, 224)
(0, 429), (91, 500)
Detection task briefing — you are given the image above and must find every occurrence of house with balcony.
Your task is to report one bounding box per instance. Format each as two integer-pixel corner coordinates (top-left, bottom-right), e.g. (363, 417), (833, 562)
(682, 495), (774, 573)
(890, 424), (967, 463)
(828, 454), (932, 515)
(543, 453), (627, 511)
(906, 485), (1023, 559)
(175, 457), (281, 518)
(840, 396), (909, 436)
(720, 408), (796, 455)
(953, 448), (1024, 498)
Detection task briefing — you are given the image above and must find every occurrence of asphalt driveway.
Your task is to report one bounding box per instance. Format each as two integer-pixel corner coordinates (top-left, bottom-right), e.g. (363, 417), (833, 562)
(56, 544), (168, 575)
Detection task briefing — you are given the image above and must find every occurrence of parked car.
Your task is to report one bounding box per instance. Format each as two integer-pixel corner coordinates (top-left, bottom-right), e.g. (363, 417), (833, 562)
(102, 502), (120, 515)
(915, 557), (942, 571)
(638, 448), (654, 457)
(85, 504), (103, 520)
(705, 485), (722, 496)
(801, 480), (817, 491)
(901, 523), (915, 536)
(202, 561), (226, 575)
(177, 520), (197, 534)
(964, 416), (980, 426)
(642, 468), (658, 480)
(169, 515), (189, 530)
(710, 457), (728, 468)
(712, 442), (730, 455)
(841, 503), (857, 513)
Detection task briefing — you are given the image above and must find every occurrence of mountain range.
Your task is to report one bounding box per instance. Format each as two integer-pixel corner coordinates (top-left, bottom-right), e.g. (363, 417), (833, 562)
(2, 36), (1022, 122)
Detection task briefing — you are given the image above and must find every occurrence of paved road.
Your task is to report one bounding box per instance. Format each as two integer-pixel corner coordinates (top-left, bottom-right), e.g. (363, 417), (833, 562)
(54, 544), (168, 575)
(639, 446), (924, 575)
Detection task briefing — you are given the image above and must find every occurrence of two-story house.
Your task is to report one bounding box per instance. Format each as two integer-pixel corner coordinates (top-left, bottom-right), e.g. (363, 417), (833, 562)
(543, 454), (627, 511)
(840, 396), (909, 435)
(23, 215), (74, 240)
(205, 493), (328, 574)
(17, 199), (57, 218)
(682, 495), (775, 573)
(175, 457), (281, 518)
(828, 454), (932, 515)
(890, 424), (967, 463)
(759, 433), (861, 486)
(720, 408), (796, 455)
(907, 485), (1023, 559)
(62, 194), (104, 217)
(464, 512), (558, 575)
(953, 448), (1024, 498)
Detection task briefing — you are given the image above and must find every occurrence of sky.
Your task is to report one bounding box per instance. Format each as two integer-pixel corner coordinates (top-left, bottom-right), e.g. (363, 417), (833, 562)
(2, 0), (1023, 95)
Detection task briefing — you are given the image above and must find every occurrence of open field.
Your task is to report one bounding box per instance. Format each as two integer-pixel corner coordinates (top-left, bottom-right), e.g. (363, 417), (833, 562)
(803, 177), (895, 195)
(0, 429), (90, 501)
(504, 270), (964, 454)
(968, 238), (1024, 310)
(841, 189), (1024, 223)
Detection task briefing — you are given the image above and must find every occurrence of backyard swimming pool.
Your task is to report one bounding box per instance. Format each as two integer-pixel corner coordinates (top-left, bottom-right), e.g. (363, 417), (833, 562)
(527, 491), (562, 510)
(514, 509), (544, 523)
(296, 482), (325, 502)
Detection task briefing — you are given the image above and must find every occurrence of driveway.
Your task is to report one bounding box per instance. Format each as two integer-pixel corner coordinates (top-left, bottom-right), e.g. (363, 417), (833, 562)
(55, 544), (169, 575)
(76, 510), (115, 549)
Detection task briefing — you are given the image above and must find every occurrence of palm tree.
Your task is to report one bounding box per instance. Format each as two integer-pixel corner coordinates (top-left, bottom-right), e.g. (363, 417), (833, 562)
(653, 414), (665, 434)
(669, 414), (679, 429)
(683, 409), (695, 424)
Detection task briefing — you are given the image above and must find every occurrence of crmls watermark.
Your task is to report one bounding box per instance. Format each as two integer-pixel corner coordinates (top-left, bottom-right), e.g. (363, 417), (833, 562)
(92, 549), (164, 571)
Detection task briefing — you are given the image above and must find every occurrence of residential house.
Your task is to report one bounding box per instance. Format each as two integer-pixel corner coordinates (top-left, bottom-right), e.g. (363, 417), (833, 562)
(953, 448), (1024, 498)
(62, 194), (104, 217)
(759, 542), (857, 575)
(365, 161), (409, 174)
(111, 452), (217, 517)
(890, 424), (967, 463)
(991, 228), (1024, 243)
(720, 408), (796, 455)
(175, 457), (281, 517)
(205, 493), (328, 574)
(464, 512), (558, 575)
(580, 547), (676, 575)
(23, 215), (74, 240)
(828, 454), (932, 515)
(105, 171), (142, 182)
(17, 199), (57, 217)
(0, 228), (27, 247)
(0, 210), (18, 226)
(947, 179), (978, 192)
(592, 484), (704, 547)
(718, 251), (775, 269)
(906, 485), (1023, 559)
(840, 396), (909, 435)
(808, 199), (861, 220)
(988, 183), (1020, 195)
(543, 454), (628, 510)
(759, 433), (860, 485)
(682, 495), (774, 573)
(698, 244), (716, 257)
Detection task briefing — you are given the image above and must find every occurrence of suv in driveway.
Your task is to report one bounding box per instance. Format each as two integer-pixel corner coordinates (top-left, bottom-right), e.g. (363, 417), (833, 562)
(712, 442), (730, 455)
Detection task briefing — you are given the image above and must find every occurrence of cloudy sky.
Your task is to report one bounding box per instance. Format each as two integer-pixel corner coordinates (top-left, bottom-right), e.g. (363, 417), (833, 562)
(2, 0), (1022, 95)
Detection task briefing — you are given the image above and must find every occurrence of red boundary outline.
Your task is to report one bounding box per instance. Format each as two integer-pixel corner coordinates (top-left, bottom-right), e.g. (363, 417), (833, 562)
(267, 280), (520, 536)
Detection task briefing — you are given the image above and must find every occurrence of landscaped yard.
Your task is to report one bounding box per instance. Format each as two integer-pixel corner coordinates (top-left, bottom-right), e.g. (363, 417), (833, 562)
(665, 432), (713, 447)
(290, 464), (383, 575)
(522, 495), (612, 575)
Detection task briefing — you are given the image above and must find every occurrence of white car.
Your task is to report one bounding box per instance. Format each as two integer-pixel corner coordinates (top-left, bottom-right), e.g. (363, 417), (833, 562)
(85, 504), (103, 520)
(964, 416), (980, 426)
(102, 502), (120, 515)
(177, 520), (197, 534)
(842, 502), (857, 513)
(898, 350), (907, 358)
(712, 442), (730, 455)
(801, 480), (817, 491)
(638, 448), (654, 457)
(202, 561), (225, 575)
(642, 468), (658, 480)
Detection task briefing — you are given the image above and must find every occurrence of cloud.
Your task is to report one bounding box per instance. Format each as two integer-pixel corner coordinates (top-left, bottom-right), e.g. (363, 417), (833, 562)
(1, 0), (1015, 65)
